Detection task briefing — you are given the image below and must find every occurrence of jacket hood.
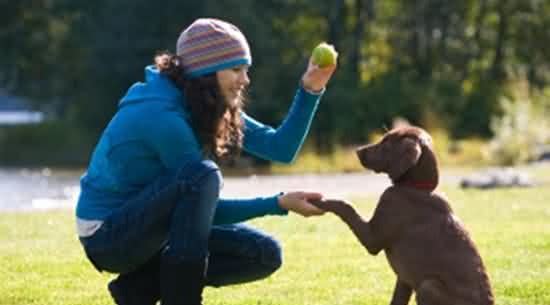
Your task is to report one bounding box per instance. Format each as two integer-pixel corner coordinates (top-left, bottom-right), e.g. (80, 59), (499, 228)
(119, 65), (184, 108)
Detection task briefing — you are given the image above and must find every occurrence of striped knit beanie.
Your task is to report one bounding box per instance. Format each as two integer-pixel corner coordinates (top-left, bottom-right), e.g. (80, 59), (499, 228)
(177, 18), (252, 78)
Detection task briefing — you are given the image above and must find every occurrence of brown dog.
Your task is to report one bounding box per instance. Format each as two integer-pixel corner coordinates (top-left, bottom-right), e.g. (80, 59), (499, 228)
(311, 126), (494, 305)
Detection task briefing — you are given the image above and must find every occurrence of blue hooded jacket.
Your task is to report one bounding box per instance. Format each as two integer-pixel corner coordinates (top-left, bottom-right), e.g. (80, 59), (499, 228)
(76, 65), (322, 224)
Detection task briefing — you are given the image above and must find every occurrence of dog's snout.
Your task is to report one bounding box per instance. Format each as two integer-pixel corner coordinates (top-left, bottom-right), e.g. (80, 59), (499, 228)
(355, 146), (364, 159)
(355, 145), (368, 162)
(356, 144), (378, 170)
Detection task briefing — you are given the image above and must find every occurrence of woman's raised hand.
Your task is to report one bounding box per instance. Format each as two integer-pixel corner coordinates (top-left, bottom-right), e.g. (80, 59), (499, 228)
(277, 191), (326, 217)
(300, 58), (337, 93)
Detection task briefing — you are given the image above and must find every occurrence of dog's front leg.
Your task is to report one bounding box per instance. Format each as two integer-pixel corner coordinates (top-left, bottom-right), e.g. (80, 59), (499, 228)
(310, 199), (382, 255)
(389, 280), (412, 305)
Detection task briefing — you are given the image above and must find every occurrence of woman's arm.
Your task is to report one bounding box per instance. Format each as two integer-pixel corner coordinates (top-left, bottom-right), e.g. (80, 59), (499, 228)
(242, 87), (321, 163)
(213, 191), (324, 224)
(213, 196), (286, 225)
(242, 60), (336, 163)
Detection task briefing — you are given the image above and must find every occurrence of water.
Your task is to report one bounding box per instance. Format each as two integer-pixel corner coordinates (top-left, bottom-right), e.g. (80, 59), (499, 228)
(0, 168), (80, 211)
(0, 167), (395, 212)
(0, 165), (543, 211)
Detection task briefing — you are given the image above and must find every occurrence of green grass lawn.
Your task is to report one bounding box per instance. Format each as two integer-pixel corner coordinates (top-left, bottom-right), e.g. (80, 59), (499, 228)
(1, 175), (549, 305)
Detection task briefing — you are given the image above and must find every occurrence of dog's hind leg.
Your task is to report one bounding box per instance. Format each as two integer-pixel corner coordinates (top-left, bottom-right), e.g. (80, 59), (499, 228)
(389, 279), (412, 305)
(416, 279), (471, 305)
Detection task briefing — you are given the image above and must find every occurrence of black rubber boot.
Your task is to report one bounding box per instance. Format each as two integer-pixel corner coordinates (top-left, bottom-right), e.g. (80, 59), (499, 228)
(160, 257), (207, 305)
(108, 253), (161, 305)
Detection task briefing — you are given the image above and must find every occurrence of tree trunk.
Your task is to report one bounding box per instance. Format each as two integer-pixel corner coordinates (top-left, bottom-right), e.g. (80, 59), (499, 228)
(438, 2), (451, 64)
(328, 0), (346, 49)
(460, 0), (487, 81)
(473, 0), (487, 60)
(314, 0), (346, 154)
(350, 0), (373, 86)
(491, 0), (508, 81)
(411, 0), (431, 78)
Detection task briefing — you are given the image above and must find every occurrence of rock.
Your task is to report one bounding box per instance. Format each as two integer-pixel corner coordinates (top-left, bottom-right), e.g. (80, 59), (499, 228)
(536, 145), (550, 162)
(460, 168), (534, 189)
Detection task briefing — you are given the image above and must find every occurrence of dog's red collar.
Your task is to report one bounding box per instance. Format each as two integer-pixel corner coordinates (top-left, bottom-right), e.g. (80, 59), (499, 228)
(398, 181), (437, 190)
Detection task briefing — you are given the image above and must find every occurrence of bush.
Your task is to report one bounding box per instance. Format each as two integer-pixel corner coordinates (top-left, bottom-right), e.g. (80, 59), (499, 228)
(453, 80), (500, 138)
(0, 120), (94, 167)
(485, 85), (550, 165)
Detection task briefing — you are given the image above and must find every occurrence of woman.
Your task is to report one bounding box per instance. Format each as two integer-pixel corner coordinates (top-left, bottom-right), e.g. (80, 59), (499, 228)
(76, 18), (336, 305)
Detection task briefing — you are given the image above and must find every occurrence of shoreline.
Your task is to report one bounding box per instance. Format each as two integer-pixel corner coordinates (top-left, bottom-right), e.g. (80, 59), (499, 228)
(2, 163), (548, 212)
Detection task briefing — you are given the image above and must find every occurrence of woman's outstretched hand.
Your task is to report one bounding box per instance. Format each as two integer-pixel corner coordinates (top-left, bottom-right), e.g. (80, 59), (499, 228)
(301, 58), (337, 93)
(277, 191), (325, 217)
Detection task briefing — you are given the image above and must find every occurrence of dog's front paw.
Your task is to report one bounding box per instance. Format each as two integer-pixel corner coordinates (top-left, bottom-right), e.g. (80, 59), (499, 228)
(309, 198), (352, 215)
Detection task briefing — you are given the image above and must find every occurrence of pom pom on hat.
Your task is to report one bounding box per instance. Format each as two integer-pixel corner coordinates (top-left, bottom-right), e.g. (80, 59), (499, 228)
(177, 18), (252, 78)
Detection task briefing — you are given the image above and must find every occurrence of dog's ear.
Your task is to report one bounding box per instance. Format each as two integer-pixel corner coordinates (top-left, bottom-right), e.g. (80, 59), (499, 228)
(388, 137), (422, 181)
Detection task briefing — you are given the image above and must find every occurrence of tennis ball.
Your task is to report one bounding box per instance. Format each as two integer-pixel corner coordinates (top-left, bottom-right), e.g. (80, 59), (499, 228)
(311, 42), (338, 67)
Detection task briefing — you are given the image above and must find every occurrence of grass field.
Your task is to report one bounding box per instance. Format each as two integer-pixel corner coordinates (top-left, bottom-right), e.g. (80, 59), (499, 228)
(1, 167), (549, 305)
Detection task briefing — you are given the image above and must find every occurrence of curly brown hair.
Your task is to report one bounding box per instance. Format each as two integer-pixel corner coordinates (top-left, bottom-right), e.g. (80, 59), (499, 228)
(154, 51), (245, 161)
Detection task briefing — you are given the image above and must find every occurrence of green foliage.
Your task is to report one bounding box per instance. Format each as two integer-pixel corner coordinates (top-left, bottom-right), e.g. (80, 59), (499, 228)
(271, 144), (363, 174)
(271, 129), (489, 175)
(2, 0), (550, 165)
(485, 85), (550, 165)
(0, 0), (87, 117)
(454, 80), (501, 138)
(428, 128), (488, 168)
(0, 121), (94, 166)
(352, 71), (466, 136)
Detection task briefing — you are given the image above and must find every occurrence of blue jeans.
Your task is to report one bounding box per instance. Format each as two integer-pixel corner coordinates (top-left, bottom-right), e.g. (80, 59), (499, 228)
(79, 159), (282, 287)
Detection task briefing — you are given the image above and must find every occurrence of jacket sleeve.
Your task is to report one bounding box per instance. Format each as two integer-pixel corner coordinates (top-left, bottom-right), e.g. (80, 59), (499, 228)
(242, 86), (322, 163)
(212, 195), (288, 224)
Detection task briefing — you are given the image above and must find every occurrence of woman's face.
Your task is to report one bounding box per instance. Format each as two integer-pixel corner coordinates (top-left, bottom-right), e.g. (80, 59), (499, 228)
(216, 65), (250, 105)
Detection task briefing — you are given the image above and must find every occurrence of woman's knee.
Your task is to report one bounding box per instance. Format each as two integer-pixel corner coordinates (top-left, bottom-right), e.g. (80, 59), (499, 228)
(199, 166), (222, 196)
(177, 159), (222, 195)
(257, 235), (283, 273)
